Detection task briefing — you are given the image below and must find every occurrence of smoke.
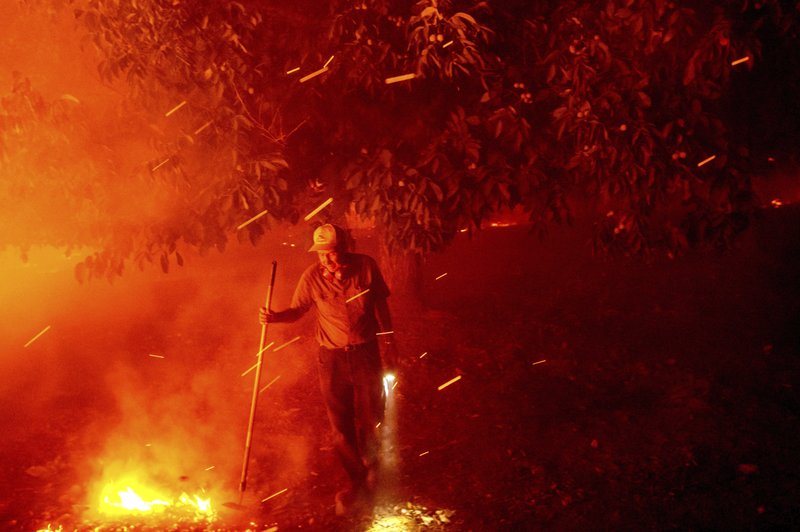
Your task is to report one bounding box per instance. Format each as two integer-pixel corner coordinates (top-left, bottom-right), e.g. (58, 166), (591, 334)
(0, 227), (335, 526)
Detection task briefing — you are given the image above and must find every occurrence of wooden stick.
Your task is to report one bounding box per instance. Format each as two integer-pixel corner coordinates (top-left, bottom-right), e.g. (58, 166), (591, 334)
(239, 260), (277, 502)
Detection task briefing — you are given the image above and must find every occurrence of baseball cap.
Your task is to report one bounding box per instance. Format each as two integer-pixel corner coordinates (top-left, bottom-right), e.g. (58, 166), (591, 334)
(308, 224), (340, 252)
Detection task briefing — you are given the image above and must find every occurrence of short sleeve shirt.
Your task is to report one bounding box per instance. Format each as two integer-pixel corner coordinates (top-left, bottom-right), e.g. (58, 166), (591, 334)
(290, 253), (390, 349)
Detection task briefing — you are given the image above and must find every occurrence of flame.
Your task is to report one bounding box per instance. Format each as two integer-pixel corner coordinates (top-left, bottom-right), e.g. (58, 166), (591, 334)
(98, 482), (216, 522)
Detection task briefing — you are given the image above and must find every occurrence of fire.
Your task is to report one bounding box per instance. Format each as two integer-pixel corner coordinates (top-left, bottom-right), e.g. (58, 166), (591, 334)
(98, 482), (216, 522)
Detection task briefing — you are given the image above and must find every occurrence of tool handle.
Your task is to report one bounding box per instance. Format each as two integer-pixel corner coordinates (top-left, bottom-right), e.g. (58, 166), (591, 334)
(239, 260), (278, 502)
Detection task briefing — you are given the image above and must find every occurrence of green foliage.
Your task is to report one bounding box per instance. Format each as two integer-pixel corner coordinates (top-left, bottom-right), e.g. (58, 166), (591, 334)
(5, 0), (800, 280)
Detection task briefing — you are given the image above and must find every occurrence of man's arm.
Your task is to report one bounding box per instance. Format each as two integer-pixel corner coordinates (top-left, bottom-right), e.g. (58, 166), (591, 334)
(259, 306), (307, 324)
(259, 268), (313, 324)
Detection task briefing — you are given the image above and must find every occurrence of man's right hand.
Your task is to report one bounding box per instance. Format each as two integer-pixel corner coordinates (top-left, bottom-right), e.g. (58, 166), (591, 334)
(259, 307), (278, 325)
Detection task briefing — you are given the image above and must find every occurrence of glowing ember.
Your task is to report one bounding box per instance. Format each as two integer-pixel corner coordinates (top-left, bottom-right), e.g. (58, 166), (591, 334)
(261, 487), (288, 502)
(532, 359), (547, 366)
(771, 198), (783, 208)
(731, 56), (750, 66)
(236, 209), (269, 230)
(273, 335), (301, 351)
(696, 155), (716, 167)
(346, 288), (370, 303)
(151, 158), (170, 172)
(385, 73), (416, 84)
(419, 351), (428, 359)
(24, 325), (51, 348)
(164, 100), (187, 117)
(443, 40), (454, 48)
(303, 197), (333, 221)
(259, 374), (281, 393)
(324, 55), (335, 68)
(435, 272), (448, 280)
(376, 330), (394, 336)
(437, 375), (462, 391)
(285, 66), (300, 74)
(194, 120), (213, 135)
(148, 353), (165, 359)
(299, 66), (329, 83)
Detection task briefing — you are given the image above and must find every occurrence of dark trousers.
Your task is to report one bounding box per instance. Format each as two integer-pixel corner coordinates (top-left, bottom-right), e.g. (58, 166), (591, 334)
(318, 340), (385, 490)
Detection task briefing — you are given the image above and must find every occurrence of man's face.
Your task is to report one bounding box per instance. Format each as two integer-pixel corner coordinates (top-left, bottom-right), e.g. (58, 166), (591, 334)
(317, 250), (342, 273)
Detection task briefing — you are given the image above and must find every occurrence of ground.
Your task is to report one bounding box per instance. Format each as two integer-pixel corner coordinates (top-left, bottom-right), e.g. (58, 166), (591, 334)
(1, 206), (798, 531)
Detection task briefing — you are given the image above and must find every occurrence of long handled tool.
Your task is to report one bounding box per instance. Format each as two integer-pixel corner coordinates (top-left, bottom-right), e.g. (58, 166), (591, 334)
(238, 260), (278, 504)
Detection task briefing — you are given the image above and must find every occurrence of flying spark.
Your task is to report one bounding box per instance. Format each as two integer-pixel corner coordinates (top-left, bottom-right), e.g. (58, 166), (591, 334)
(299, 67), (329, 83)
(285, 67), (300, 74)
(437, 375), (462, 391)
(261, 488), (288, 503)
(165, 100), (187, 117)
(259, 375), (281, 394)
(23, 325), (51, 348)
(731, 56), (750, 66)
(205, 466), (215, 471)
(376, 422), (381, 428)
(151, 158), (170, 172)
(148, 354), (165, 359)
(443, 40), (453, 48)
(236, 209), (269, 230)
(273, 336), (301, 352)
(419, 352), (428, 359)
(256, 341), (276, 357)
(419, 451), (430, 457)
(385, 73), (417, 84)
(324, 55), (335, 68)
(376, 331), (394, 336)
(194, 120), (213, 135)
(532, 359), (547, 365)
(241, 361), (260, 377)
(435, 273), (448, 280)
(697, 155), (716, 167)
(303, 197), (333, 221)
(346, 288), (370, 303)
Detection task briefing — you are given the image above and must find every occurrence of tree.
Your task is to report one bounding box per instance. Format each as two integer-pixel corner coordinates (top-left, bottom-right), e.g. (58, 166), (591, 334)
(4, 0), (800, 283)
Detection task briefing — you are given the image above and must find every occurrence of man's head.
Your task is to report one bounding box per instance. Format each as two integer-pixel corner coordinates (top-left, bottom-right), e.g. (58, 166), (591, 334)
(309, 224), (347, 274)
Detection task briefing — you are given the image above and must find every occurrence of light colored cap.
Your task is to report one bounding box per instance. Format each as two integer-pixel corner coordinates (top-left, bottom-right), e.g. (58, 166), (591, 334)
(308, 224), (339, 252)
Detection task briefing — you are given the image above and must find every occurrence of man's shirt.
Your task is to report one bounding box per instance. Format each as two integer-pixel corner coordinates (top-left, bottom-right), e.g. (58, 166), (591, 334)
(290, 253), (390, 349)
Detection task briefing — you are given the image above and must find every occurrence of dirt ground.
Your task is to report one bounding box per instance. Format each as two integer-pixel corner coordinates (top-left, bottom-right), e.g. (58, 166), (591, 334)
(1, 206), (798, 531)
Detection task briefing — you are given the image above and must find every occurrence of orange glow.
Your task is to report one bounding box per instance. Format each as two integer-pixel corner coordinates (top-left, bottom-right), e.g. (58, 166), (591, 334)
(98, 482), (215, 521)
(771, 198), (783, 208)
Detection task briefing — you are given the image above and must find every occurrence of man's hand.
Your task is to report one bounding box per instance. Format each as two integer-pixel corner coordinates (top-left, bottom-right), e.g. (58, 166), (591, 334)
(381, 339), (399, 377)
(258, 307), (279, 325)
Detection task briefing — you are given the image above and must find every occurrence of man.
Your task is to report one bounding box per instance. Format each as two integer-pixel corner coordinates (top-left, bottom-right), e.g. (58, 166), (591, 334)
(259, 223), (398, 516)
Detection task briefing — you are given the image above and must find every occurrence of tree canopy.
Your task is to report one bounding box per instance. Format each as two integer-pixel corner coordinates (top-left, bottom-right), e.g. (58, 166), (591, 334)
(3, 0), (799, 280)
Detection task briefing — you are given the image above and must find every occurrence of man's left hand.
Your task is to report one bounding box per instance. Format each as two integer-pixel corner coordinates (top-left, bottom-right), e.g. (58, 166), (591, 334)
(381, 338), (399, 376)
